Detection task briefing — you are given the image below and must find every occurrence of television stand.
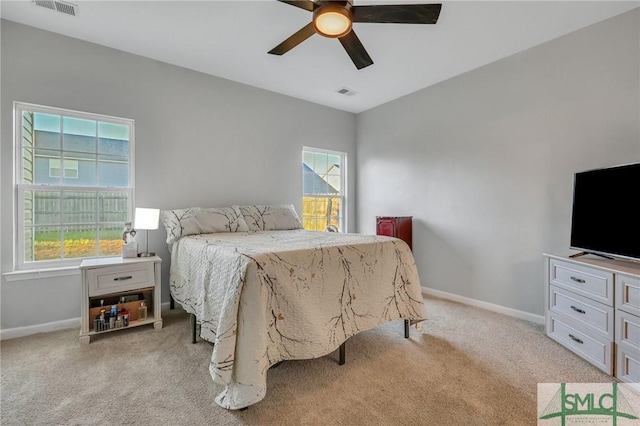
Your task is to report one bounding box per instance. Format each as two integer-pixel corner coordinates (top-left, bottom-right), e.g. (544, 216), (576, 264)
(569, 251), (614, 260)
(544, 253), (640, 388)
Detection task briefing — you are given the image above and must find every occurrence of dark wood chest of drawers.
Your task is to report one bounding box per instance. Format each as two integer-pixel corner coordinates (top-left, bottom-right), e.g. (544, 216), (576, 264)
(376, 216), (412, 250)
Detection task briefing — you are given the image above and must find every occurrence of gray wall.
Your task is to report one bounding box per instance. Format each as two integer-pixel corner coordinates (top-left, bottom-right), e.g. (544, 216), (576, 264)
(1, 20), (357, 329)
(356, 9), (640, 316)
(2, 8), (639, 331)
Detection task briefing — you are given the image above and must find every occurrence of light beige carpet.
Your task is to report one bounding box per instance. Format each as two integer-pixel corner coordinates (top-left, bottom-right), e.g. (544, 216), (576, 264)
(1, 296), (613, 425)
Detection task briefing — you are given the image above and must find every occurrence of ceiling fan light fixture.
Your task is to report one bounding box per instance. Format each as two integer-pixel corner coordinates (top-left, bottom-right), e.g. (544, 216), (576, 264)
(313, 4), (352, 38)
(270, 0), (442, 70)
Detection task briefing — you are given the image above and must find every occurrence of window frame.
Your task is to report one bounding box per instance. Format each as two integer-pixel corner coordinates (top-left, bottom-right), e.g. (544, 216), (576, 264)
(13, 102), (135, 270)
(302, 146), (348, 232)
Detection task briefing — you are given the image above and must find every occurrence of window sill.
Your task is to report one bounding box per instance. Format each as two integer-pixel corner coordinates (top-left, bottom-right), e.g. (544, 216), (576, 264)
(2, 266), (80, 282)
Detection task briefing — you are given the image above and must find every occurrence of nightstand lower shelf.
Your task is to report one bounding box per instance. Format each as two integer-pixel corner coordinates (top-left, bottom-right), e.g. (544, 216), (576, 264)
(80, 318), (163, 344)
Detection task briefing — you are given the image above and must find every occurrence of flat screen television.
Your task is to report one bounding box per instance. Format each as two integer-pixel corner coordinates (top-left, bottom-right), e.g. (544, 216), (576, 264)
(570, 162), (640, 262)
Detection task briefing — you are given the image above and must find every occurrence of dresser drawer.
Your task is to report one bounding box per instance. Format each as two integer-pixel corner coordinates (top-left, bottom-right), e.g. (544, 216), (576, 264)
(549, 259), (613, 305)
(616, 274), (640, 317)
(616, 344), (640, 386)
(547, 313), (612, 374)
(87, 263), (155, 297)
(616, 310), (640, 351)
(549, 285), (613, 338)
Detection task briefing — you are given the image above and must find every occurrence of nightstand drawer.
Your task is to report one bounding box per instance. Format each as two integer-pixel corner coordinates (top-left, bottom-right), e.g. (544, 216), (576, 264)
(549, 285), (613, 338)
(550, 259), (613, 305)
(88, 263), (154, 297)
(548, 313), (612, 374)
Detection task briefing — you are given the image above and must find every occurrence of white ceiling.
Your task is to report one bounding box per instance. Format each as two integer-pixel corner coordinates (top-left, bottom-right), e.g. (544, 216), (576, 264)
(2, 1), (638, 113)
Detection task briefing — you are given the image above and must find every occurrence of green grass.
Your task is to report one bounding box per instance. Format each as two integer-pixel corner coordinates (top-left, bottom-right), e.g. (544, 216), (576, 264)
(35, 229), (123, 241)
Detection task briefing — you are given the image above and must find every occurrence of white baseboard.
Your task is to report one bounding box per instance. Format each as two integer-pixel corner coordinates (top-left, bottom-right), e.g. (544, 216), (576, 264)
(2, 294), (541, 340)
(0, 317), (81, 340)
(422, 286), (545, 325)
(0, 301), (174, 340)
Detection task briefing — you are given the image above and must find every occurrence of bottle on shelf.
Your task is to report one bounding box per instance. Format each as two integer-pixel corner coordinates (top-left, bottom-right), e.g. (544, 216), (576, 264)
(138, 301), (147, 321)
(96, 309), (107, 332)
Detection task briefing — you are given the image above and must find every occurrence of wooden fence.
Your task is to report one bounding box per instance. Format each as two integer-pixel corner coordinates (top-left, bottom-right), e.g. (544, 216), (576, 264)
(31, 192), (128, 228)
(302, 196), (341, 231)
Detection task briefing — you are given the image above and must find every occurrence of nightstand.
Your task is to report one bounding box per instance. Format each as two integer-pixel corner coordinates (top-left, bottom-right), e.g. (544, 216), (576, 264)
(79, 255), (162, 345)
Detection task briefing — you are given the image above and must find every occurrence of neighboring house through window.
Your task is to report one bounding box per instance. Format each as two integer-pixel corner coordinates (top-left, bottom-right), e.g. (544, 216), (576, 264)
(302, 147), (346, 231)
(15, 102), (134, 268)
(49, 159), (79, 179)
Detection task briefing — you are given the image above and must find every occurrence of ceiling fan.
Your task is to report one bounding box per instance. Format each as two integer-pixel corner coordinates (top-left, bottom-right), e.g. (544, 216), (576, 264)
(268, 0), (442, 70)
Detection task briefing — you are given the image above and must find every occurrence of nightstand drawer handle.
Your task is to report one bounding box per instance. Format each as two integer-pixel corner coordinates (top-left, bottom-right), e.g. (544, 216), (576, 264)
(113, 276), (133, 281)
(570, 305), (586, 314)
(570, 276), (586, 284)
(568, 334), (583, 344)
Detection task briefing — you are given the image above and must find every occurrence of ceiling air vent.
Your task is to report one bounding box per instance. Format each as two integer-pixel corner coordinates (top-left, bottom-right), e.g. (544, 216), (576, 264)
(336, 87), (358, 97)
(33, 0), (78, 16)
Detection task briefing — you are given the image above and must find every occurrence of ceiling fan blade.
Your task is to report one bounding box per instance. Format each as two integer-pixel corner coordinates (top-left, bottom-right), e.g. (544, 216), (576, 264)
(276, 0), (318, 12)
(352, 4), (442, 24)
(338, 30), (373, 70)
(268, 22), (316, 56)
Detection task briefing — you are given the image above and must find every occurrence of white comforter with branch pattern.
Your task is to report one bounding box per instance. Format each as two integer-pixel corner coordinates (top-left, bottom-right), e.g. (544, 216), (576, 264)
(169, 230), (426, 409)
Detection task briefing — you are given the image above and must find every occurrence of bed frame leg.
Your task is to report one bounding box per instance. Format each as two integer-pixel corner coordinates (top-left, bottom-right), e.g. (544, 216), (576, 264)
(339, 341), (346, 365)
(190, 313), (197, 344)
(404, 319), (410, 338)
(170, 295), (175, 310)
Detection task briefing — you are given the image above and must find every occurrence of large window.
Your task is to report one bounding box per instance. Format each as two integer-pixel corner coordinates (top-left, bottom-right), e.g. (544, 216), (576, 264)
(302, 147), (346, 232)
(15, 102), (134, 268)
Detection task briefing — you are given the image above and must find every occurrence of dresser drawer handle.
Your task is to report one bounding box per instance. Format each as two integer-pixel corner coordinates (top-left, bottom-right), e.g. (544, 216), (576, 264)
(113, 276), (133, 281)
(568, 334), (584, 344)
(570, 276), (586, 284)
(570, 305), (586, 314)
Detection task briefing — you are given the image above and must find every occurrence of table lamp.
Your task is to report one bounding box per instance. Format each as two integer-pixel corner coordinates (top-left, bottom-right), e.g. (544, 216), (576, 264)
(134, 207), (160, 257)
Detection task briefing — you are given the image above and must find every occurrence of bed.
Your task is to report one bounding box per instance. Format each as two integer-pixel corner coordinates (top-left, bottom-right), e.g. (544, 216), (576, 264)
(162, 205), (426, 410)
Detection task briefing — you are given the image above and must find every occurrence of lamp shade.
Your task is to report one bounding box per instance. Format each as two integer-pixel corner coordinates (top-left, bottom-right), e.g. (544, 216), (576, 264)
(134, 207), (160, 230)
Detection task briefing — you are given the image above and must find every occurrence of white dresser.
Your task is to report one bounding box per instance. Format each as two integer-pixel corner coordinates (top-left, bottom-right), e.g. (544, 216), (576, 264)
(544, 253), (640, 385)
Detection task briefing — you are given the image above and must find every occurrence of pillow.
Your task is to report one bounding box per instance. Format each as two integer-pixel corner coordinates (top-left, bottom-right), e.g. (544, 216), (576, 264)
(160, 206), (249, 244)
(237, 204), (303, 231)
